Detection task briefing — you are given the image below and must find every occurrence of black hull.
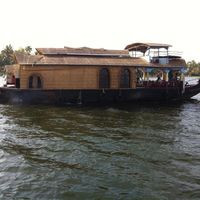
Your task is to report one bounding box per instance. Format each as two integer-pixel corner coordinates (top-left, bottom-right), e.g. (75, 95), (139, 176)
(184, 84), (200, 99)
(0, 84), (200, 105)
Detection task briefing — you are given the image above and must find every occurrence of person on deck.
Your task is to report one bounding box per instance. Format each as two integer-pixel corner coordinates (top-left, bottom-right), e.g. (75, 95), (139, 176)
(168, 70), (173, 81)
(11, 75), (16, 86)
(156, 74), (161, 82)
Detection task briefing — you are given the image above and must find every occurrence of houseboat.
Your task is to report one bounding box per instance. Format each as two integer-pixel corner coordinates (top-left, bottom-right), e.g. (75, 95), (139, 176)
(0, 43), (200, 105)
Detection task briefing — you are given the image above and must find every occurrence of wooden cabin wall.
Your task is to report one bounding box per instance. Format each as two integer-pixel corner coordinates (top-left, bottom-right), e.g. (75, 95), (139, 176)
(19, 65), (137, 89)
(5, 64), (20, 78)
(130, 68), (136, 88)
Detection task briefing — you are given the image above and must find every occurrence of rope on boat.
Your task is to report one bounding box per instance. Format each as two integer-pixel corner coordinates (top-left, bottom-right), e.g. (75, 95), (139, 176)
(77, 90), (82, 104)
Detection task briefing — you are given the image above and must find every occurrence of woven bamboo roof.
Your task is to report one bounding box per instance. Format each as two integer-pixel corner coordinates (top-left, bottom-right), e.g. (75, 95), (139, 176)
(15, 52), (150, 67)
(125, 42), (172, 53)
(36, 47), (130, 57)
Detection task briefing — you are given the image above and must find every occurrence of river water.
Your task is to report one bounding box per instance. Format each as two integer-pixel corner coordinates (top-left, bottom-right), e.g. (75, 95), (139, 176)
(0, 78), (200, 199)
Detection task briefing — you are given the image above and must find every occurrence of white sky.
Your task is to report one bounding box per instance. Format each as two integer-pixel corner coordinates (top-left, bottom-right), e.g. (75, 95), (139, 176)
(0, 0), (200, 61)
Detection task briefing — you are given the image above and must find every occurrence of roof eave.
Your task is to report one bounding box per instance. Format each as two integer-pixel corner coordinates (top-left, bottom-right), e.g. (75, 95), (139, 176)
(19, 63), (151, 67)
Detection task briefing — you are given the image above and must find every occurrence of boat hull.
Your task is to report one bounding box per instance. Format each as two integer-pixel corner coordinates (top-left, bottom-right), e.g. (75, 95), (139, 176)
(0, 85), (199, 105)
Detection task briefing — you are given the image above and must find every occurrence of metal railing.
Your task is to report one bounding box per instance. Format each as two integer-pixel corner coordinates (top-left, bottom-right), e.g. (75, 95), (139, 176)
(130, 50), (183, 58)
(150, 50), (182, 57)
(136, 80), (183, 88)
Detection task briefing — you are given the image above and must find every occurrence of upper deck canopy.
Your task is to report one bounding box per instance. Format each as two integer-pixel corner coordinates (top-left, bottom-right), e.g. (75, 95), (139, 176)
(125, 43), (172, 53)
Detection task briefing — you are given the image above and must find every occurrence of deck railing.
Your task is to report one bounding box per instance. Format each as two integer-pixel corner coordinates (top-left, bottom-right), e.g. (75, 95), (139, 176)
(150, 51), (182, 57)
(130, 51), (183, 59)
(136, 80), (183, 88)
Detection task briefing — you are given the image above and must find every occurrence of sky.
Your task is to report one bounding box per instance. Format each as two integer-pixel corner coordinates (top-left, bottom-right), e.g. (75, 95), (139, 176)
(0, 0), (200, 61)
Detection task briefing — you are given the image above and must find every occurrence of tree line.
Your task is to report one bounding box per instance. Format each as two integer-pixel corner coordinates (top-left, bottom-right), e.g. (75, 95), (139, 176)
(186, 60), (200, 76)
(0, 45), (200, 76)
(0, 44), (32, 73)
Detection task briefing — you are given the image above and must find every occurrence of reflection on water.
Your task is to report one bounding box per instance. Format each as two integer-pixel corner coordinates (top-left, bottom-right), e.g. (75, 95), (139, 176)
(0, 94), (200, 199)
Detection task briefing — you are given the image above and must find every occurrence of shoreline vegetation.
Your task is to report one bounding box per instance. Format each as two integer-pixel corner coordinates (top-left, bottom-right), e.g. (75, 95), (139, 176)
(0, 45), (32, 75)
(186, 60), (200, 76)
(0, 44), (200, 76)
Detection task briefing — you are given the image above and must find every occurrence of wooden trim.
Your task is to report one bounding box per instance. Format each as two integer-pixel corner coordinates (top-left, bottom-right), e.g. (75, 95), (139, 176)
(27, 73), (43, 89)
(119, 68), (131, 88)
(98, 67), (111, 89)
(20, 63), (144, 67)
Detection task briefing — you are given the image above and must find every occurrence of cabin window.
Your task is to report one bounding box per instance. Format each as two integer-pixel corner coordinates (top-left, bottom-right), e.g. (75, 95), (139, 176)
(120, 69), (131, 88)
(99, 68), (110, 88)
(28, 74), (42, 89)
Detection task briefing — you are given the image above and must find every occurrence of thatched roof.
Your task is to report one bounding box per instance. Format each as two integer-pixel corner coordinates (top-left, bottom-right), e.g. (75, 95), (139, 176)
(36, 47), (130, 57)
(125, 42), (172, 53)
(15, 52), (150, 67)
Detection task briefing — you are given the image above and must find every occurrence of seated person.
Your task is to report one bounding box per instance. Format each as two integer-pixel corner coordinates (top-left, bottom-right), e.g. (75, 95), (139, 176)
(156, 74), (161, 82)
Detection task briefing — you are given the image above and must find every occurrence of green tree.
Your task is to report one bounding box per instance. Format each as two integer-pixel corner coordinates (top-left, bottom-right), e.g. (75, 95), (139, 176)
(0, 45), (33, 72)
(187, 60), (200, 76)
(16, 46), (32, 55)
(0, 44), (15, 68)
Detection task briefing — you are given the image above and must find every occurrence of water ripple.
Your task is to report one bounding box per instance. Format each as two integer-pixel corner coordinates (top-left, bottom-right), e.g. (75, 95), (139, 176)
(0, 100), (200, 199)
